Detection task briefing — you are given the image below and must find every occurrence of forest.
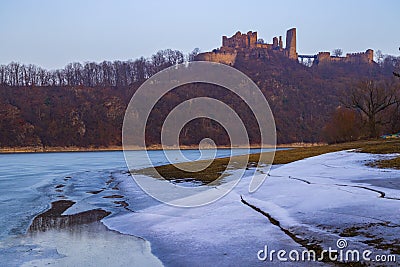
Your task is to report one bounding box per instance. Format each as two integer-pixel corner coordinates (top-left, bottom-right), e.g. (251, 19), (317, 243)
(0, 48), (399, 148)
(0, 49), (199, 87)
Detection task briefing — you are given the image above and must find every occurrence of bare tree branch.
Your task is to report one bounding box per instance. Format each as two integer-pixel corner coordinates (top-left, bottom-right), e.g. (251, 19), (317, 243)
(343, 80), (399, 137)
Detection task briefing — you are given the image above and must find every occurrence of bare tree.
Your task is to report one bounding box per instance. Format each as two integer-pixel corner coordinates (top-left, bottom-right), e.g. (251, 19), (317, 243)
(343, 80), (399, 137)
(188, 48), (200, 62)
(332, 48), (343, 57)
(133, 57), (148, 81)
(0, 48), (189, 87)
(9, 62), (20, 86)
(323, 107), (361, 143)
(0, 65), (8, 85)
(375, 50), (384, 66)
(394, 47), (400, 77)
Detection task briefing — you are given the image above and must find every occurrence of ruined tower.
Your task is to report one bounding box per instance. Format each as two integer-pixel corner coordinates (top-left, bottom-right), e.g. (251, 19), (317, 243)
(247, 31), (257, 48)
(365, 49), (374, 63)
(273, 37), (278, 48)
(285, 28), (297, 60)
(222, 31), (258, 49)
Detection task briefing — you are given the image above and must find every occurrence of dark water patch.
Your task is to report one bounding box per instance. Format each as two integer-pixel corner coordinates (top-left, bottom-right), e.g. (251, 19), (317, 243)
(288, 176), (312, 184)
(29, 200), (110, 232)
(363, 238), (400, 255)
(114, 200), (135, 212)
(103, 195), (124, 199)
(87, 189), (104, 194)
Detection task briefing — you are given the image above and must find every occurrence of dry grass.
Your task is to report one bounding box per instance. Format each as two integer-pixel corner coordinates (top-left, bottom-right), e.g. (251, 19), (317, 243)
(137, 155), (251, 184)
(135, 139), (400, 182)
(368, 157), (400, 169)
(270, 139), (400, 165)
(354, 139), (400, 169)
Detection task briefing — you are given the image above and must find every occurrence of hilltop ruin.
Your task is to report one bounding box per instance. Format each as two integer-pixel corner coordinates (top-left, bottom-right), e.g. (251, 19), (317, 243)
(196, 28), (374, 66)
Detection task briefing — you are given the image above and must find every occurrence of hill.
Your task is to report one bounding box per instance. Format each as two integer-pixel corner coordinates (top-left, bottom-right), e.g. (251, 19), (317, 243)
(0, 46), (398, 149)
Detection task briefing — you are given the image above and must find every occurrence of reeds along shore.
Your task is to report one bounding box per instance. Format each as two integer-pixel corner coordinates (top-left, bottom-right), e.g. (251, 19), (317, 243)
(0, 143), (325, 154)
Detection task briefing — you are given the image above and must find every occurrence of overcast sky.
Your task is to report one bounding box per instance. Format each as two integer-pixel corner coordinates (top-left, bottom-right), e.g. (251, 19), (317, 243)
(1, 0), (399, 69)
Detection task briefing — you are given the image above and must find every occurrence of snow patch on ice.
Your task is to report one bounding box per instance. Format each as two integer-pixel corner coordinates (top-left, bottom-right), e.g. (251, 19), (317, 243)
(104, 151), (400, 265)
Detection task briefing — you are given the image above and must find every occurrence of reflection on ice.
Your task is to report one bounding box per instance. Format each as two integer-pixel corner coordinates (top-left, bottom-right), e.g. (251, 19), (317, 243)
(0, 222), (163, 267)
(28, 200), (110, 232)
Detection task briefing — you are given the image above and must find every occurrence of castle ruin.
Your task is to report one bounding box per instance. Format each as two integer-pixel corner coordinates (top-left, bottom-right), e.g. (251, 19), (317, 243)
(196, 28), (374, 66)
(314, 49), (374, 64)
(196, 28), (298, 65)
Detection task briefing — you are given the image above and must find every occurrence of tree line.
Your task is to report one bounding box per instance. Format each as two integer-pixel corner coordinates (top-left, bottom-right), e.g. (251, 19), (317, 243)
(0, 48), (200, 87)
(1, 47), (398, 88)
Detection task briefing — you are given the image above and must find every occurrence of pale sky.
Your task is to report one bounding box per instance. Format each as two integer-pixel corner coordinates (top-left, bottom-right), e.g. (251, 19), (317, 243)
(1, 0), (399, 69)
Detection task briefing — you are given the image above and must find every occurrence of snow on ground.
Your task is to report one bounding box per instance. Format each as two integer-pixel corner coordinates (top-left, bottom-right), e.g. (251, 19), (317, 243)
(104, 177), (305, 266)
(247, 151), (400, 258)
(104, 151), (400, 266)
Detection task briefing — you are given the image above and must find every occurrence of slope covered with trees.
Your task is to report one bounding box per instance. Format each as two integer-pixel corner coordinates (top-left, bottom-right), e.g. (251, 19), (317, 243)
(0, 49), (398, 148)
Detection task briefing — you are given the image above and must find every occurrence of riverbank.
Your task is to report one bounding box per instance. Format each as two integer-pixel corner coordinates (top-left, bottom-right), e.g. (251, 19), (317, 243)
(0, 142), (324, 154)
(0, 146), (124, 154)
(142, 139), (400, 183)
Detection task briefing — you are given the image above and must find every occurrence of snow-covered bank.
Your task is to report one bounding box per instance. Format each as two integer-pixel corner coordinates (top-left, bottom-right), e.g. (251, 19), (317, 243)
(104, 174), (304, 266)
(104, 151), (400, 266)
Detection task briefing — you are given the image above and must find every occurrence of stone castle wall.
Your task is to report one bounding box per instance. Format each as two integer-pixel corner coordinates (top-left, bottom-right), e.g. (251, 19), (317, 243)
(196, 50), (237, 65)
(316, 49), (374, 64)
(197, 28), (373, 66)
(222, 31), (257, 49)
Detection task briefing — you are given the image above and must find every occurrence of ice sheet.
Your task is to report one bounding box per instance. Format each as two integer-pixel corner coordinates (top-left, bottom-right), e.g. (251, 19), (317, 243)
(104, 151), (400, 266)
